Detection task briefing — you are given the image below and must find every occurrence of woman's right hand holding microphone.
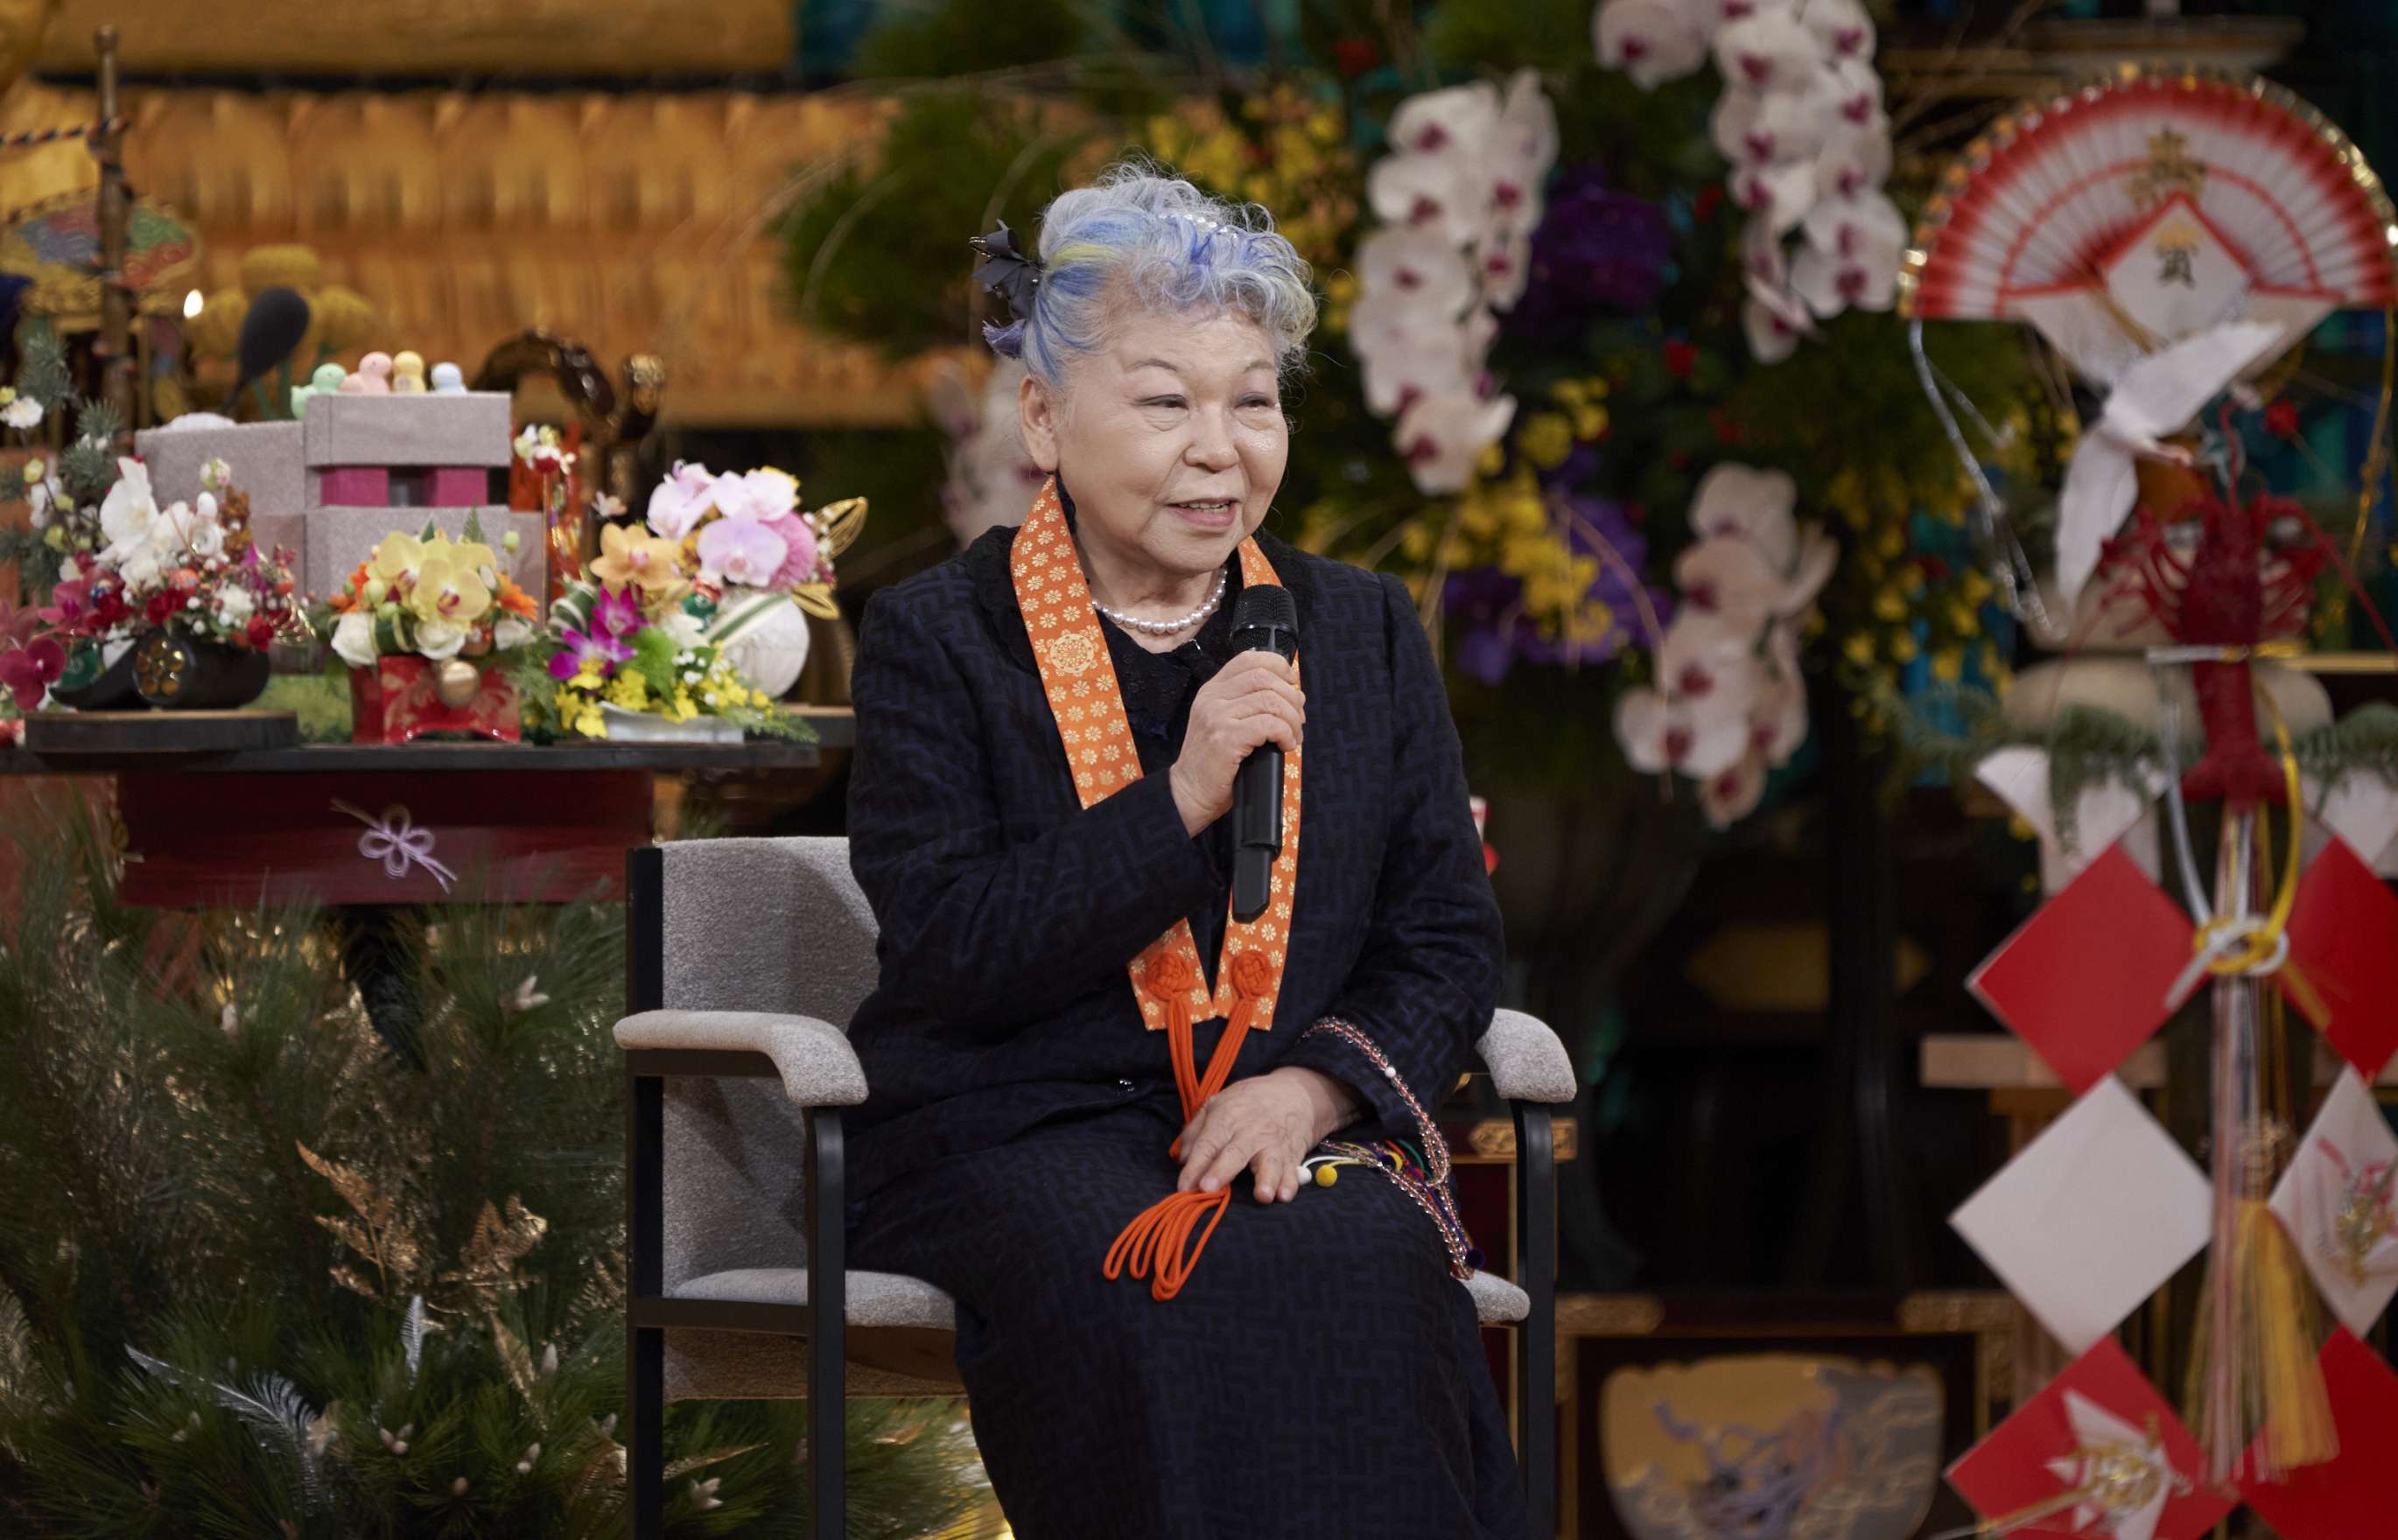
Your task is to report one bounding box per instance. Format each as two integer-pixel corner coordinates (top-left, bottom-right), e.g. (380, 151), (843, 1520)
(1167, 652), (1303, 836)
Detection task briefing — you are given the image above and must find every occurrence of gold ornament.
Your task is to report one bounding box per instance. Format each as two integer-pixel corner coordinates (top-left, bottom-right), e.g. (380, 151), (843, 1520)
(434, 657), (480, 707)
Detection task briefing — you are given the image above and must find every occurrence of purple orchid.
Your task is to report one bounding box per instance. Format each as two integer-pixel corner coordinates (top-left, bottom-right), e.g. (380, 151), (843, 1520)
(591, 584), (644, 641)
(549, 623), (635, 682)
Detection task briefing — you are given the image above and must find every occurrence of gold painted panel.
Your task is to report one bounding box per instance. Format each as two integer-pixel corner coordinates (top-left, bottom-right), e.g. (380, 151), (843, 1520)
(41, 0), (789, 74)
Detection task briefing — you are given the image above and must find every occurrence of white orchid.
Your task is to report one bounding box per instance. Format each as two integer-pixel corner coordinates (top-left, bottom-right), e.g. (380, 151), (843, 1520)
(1476, 230), (1535, 311)
(1801, 0), (1876, 62)
(1349, 294), (1490, 417)
(1700, 750), (1770, 826)
(1366, 153), (1482, 249)
(935, 357), (1045, 547)
(1614, 619), (1760, 780)
(1713, 10), (1819, 93)
(1394, 391), (1515, 495)
(1595, 0), (1710, 90)
(1792, 189), (1906, 315)
(1730, 158), (1819, 234)
(1710, 85), (1834, 170)
(1487, 69), (1558, 242)
(1742, 288), (1812, 363)
(1750, 626), (1809, 767)
(1791, 239), (1897, 317)
(1601, 0), (1888, 365)
(1681, 463), (1837, 622)
(1815, 119), (1893, 203)
(1355, 227), (1479, 318)
(1385, 78), (1502, 161)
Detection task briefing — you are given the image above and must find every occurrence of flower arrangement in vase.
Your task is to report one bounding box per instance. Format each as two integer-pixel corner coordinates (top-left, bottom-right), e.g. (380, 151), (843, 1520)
(517, 459), (857, 744)
(34, 456), (303, 710)
(326, 521), (541, 744)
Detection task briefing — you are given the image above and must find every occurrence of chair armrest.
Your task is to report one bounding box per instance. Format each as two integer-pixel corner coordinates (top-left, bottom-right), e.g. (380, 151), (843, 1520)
(1476, 1009), (1575, 1104)
(614, 1009), (868, 1108)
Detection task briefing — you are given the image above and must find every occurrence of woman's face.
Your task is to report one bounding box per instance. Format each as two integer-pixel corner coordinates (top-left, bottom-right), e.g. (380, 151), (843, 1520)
(1020, 304), (1288, 582)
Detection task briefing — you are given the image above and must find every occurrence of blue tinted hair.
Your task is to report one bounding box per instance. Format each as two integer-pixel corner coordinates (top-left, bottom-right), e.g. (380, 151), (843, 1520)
(986, 163), (1317, 392)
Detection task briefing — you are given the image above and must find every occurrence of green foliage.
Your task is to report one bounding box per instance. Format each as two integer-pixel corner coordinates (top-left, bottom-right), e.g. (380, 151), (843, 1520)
(0, 793), (979, 1535)
(780, 90), (1090, 360)
(12, 323), (72, 415)
(852, 0), (1086, 79)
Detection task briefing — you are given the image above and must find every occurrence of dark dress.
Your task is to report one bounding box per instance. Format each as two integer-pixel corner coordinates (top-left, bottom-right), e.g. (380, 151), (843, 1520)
(842, 513), (1525, 1540)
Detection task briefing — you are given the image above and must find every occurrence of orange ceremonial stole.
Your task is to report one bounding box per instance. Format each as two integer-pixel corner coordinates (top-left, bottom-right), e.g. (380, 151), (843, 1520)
(1009, 477), (1302, 1300)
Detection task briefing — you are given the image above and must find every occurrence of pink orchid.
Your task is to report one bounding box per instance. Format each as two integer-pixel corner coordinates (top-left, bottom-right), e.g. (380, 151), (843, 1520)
(644, 460), (719, 542)
(696, 517), (789, 588)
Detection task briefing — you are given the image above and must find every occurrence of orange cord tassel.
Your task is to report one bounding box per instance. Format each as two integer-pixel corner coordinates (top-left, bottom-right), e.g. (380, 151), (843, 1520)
(1104, 952), (1272, 1300)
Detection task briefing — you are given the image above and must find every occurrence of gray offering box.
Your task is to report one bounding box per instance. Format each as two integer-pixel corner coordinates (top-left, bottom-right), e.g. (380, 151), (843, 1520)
(253, 505), (543, 598)
(132, 420), (306, 512)
(304, 390), (513, 471)
(140, 390), (532, 614)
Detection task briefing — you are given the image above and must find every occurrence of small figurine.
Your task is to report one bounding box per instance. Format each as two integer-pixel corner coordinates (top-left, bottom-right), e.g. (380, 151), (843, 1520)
(291, 360), (347, 417)
(340, 351), (395, 395)
(391, 350), (427, 394)
(430, 361), (466, 394)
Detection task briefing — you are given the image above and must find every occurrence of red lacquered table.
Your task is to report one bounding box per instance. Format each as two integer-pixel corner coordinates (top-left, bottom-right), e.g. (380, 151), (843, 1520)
(0, 713), (849, 1060)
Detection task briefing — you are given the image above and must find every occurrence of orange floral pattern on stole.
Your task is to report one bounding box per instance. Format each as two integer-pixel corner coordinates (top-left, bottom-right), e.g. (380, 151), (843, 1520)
(1010, 477), (1302, 1029)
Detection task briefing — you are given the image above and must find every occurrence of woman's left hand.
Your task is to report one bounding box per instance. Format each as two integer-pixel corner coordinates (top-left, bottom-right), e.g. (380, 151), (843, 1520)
(1176, 1067), (1357, 1204)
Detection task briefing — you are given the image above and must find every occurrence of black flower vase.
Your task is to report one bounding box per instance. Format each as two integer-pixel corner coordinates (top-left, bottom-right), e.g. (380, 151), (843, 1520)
(131, 628), (272, 710)
(47, 638), (142, 710)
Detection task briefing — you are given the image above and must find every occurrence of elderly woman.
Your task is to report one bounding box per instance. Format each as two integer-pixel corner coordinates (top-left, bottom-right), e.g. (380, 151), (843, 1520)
(843, 167), (1522, 1539)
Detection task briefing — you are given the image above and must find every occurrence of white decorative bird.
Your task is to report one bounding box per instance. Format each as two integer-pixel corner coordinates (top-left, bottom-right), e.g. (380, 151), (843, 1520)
(2054, 320), (2287, 612)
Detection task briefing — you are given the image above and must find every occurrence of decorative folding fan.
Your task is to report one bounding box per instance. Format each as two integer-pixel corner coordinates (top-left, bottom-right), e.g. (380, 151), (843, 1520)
(1901, 70), (2398, 383)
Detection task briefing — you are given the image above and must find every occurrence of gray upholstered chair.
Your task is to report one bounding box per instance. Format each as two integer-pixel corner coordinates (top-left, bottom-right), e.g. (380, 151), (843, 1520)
(617, 836), (1574, 1539)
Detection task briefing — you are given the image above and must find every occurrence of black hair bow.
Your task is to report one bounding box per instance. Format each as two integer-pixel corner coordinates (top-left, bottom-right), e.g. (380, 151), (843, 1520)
(970, 220), (1042, 320)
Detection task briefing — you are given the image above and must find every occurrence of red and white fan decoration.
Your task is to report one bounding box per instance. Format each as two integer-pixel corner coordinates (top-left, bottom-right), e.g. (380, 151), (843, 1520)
(1902, 70), (2398, 385)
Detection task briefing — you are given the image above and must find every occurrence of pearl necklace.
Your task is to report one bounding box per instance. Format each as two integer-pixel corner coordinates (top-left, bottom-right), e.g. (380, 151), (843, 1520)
(1092, 570), (1228, 637)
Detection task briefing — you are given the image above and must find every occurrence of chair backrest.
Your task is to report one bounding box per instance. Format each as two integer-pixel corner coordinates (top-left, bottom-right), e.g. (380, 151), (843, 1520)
(660, 835), (880, 1025)
(656, 836), (878, 1292)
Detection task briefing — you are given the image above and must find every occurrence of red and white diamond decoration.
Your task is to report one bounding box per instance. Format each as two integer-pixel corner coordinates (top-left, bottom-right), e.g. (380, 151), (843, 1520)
(1948, 752), (2398, 1536)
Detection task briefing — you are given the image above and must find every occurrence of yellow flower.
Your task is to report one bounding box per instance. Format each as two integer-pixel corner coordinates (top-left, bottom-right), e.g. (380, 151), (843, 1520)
(591, 522), (691, 601)
(1872, 587), (1908, 622)
(410, 552), (492, 626)
(1960, 568), (1994, 606)
(370, 533), (426, 585)
(1981, 641), (2004, 677)
(1887, 630), (1918, 663)
(607, 671), (650, 710)
(1517, 412), (1574, 471)
(670, 691), (698, 722)
(1932, 648), (1964, 683)
(1876, 524), (1906, 560)
(1947, 602), (1981, 637)
(1474, 441), (1505, 478)
(1842, 631), (1875, 668)
(1573, 403), (1609, 439)
(1897, 565), (1925, 598)
(571, 705), (607, 738)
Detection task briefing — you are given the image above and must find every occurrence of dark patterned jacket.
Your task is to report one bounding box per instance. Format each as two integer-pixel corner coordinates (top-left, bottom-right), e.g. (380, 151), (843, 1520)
(843, 519), (1504, 1201)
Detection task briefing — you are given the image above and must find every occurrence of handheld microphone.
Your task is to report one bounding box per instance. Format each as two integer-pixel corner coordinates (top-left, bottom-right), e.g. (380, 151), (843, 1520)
(1229, 584), (1299, 923)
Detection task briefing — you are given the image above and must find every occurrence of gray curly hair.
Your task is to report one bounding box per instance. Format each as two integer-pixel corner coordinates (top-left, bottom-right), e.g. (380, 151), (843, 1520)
(985, 162), (1318, 392)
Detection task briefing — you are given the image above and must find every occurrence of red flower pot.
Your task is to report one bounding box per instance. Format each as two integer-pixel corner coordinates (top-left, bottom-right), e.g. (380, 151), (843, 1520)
(349, 654), (521, 745)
